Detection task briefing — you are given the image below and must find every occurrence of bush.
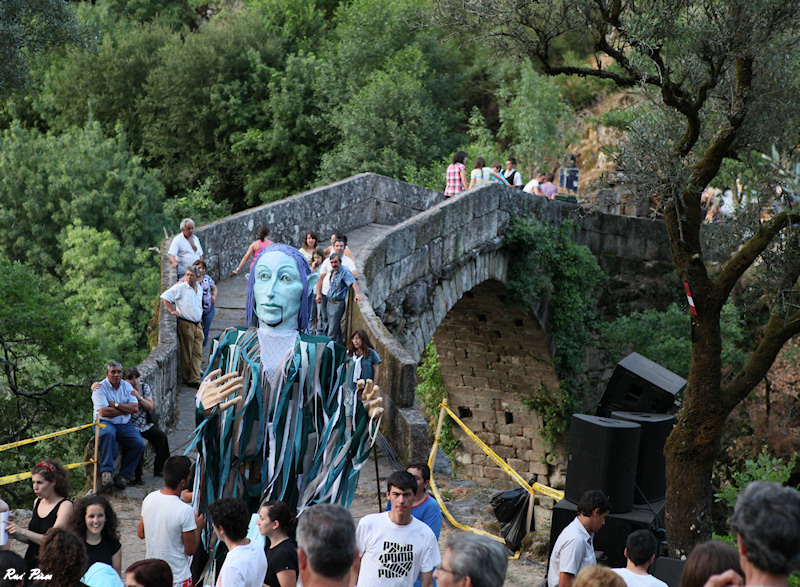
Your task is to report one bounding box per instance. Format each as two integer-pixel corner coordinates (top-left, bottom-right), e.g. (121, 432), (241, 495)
(0, 121), (165, 363)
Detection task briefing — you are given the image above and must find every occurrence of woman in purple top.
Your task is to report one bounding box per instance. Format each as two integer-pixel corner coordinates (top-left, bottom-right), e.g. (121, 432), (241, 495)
(192, 260), (217, 346)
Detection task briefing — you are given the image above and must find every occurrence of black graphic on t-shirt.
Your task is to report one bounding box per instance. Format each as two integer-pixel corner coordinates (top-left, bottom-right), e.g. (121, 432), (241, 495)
(378, 541), (414, 578)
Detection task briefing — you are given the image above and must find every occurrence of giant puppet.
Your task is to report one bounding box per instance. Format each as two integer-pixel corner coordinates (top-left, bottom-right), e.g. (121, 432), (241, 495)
(190, 244), (383, 520)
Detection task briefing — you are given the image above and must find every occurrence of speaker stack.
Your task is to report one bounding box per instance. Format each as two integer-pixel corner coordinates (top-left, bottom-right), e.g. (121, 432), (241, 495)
(548, 353), (686, 569)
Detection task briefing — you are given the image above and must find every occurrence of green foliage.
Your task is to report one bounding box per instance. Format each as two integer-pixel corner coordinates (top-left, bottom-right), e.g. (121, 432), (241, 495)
(499, 64), (576, 177)
(417, 341), (460, 464)
(712, 445), (799, 582)
(138, 11), (284, 207)
(715, 447), (797, 511)
(465, 108), (506, 171)
(108, 0), (195, 29)
(505, 216), (607, 446)
(164, 178), (233, 227)
(230, 52), (330, 203)
(0, 0), (92, 97)
(318, 47), (454, 183)
(314, 0), (464, 182)
(30, 15), (174, 150)
(0, 121), (165, 363)
(249, 0), (329, 53)
(0, 257), (98, 505)
(599, 303), (748, 381)
(585, 108), (638, 132)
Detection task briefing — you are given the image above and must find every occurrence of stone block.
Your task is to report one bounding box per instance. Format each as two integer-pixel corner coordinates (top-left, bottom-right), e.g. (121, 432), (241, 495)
(511, 436), (532, 451)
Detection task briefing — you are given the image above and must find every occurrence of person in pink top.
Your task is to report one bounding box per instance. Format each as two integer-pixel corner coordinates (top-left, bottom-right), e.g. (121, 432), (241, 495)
(444, 151), (468, 197)
(232, 225), (273, 275)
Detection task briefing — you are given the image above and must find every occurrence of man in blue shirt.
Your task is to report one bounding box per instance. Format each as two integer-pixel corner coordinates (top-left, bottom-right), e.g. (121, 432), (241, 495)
(319, 253), (362, 344)
(91, 361), (145, 490)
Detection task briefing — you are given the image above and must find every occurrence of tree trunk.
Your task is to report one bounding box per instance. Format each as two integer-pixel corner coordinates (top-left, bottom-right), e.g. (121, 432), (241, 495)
(664, 303), (726, 555)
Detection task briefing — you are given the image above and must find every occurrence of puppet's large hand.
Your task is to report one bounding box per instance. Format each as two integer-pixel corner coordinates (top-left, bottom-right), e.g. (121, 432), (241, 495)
(198, 369), (244, 412)
(357, 379), (384, 418)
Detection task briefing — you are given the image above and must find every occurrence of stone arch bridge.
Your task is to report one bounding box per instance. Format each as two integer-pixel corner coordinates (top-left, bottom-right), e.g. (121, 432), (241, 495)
(142, 174), (674, 488)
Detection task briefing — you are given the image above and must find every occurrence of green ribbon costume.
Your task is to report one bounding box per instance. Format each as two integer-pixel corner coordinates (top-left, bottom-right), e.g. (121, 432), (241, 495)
(190, 326), (380, 525)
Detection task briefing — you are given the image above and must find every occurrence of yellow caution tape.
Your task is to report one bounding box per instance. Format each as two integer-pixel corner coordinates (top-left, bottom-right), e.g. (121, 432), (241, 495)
(428, 434), (506, 544)
(0, 460), (96, 486)
(440, 402), (564, 502)
(0, 422), (105, 453)
(427, 400), (565, 558)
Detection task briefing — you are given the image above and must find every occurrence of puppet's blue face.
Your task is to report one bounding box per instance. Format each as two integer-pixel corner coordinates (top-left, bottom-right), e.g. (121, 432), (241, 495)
(253, 251), (304, 330)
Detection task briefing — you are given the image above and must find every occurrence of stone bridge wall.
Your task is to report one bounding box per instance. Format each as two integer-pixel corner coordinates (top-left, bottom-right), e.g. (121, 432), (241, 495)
(193, 174), (440, 282)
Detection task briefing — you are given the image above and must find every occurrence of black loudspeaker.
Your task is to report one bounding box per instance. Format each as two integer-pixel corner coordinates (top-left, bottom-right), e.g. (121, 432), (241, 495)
(565, 414), (641, 513)
(611, 411), (674, 504)
(549, 498), (666, 569)
(650, 557), (686, 587)
(596, 353), (686, 418)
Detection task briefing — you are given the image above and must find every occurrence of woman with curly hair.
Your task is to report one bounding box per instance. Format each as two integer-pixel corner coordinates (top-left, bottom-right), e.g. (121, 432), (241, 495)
(37, 528), (88, 587)
(5, 459), (73, 578)
(70, 496), (121, 576)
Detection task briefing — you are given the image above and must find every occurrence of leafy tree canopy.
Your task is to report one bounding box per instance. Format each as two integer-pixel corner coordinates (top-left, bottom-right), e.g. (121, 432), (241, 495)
(0, 120), (165, 363)
(0, 0), (91, 96)
(0, 256), (98, 503)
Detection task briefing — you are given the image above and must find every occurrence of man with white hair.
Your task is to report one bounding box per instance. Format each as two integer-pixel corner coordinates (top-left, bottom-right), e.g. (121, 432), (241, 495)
(705, 481), (800, 587)
(168, 218), (203, 277)
(434, 532), (508, 587)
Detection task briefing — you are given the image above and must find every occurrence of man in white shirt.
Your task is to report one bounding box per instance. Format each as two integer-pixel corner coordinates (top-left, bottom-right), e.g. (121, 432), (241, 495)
(523, 172), (547, 195)
(138, 456), (203, 587)
(504, 157), (523, 188)
(161, 266), (204, 387)
(548, 490), (611, 587)
(208, 498), (267, 587)
(168, 218), (204, 278)
(355, 471), (441, 587)
(612, 530), (668, 587)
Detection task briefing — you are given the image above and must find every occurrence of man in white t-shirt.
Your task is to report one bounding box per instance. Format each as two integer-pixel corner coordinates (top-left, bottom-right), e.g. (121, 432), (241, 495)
(612, 530), (668, 587)
(168, 218), (204, 277)
(355, 471), (441, 587)
(523, 172), (547, 195)
(548, 489), (611, 587)
(208, 498), (267, 587)
(504, 157), (523, 188)
(138, 456), (203, 587)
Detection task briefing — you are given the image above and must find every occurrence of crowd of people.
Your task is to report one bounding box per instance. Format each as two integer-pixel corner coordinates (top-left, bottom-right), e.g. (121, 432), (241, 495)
(549, 484), (800, 587)
(0, 457), (508, 587)
(444, 151), (560, 200)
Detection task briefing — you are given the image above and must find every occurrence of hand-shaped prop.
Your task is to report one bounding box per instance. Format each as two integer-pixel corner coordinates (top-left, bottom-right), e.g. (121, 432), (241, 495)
(357, 379), (384, 418)
(198, 369), (244, 412)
